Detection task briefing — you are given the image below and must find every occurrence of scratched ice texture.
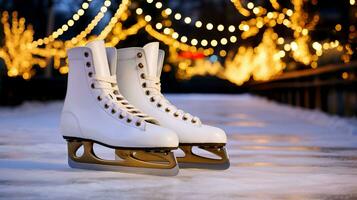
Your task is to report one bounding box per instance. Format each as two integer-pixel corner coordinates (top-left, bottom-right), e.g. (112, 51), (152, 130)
(0, 94), (357, 200)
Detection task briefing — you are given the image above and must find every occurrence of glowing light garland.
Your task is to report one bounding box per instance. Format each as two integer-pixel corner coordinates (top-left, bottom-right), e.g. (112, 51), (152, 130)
(0, 0), (355, 86)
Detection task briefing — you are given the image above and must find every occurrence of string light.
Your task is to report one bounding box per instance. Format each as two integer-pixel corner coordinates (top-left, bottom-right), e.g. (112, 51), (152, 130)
(0, 0), (353, 88)
(31, 0), (95, 47)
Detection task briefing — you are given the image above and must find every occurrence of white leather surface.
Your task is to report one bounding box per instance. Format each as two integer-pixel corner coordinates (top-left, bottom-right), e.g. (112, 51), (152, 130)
(60, 42), (178, 148)
(116, 44), (227, 144)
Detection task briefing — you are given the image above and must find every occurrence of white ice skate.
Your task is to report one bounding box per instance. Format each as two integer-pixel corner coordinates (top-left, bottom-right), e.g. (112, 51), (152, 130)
(60, 40), (179, 176)
(114, 42), (229, 169)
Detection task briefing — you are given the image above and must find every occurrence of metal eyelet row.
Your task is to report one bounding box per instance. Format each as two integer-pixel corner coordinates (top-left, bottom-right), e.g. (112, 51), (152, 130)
(85, 51), (141, 127)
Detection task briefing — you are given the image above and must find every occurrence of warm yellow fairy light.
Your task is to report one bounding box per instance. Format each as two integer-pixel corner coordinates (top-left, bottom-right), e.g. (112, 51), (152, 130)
(67, 20), (74, 26)
(217, 24), (224, 31)
(184, 17), (191, 24)
(253, 7), (260, 14)
(29, 0), (106, 47)
(219, 50), (227, 57)
(195, 21), (202, 28)
(0, 0), (352, 85)
(191, 39), (198, 46)
(100, 7), (107, 13)
(155, 2), (162, 9)
(73, 14), (80, 21)
(220, 38), (228, 45)
(335, 24), (342, 31)
(228, 25), (235, 32)
(230, 36), (237, 43)
(210, 40), (218, 47)
(155, 22), (163, 29)
(180, 36), (188, 43)
(247, 2), (254, 9)
(286, 9), (293, 16)
(172, 32), (179, 39)
(312, 42), (322, 51)
(163, 28), (171, 35)
(78, 9), (85, 16)
(290, 42), (298, 51)
(165, 8), (172, 15)
(144, 15), (152, 22)
(174, 13), (181, 20)
(136, 8), (143, 15)
(277, 37), (284, 44)
(284, 44), (291, 51)
(242, 24), (250, 31)
(201, 39), (208, 46)
(82, 3), (89, 9)
(104, 0), (111, 7)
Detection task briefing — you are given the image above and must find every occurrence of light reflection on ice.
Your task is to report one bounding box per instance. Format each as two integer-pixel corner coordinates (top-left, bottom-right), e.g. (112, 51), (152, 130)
(0, 94), (357, 200)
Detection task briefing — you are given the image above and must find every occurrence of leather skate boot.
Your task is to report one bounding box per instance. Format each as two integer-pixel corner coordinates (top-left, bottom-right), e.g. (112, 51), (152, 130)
(114, 42), (229, 169)
(60, 40), (179, 175)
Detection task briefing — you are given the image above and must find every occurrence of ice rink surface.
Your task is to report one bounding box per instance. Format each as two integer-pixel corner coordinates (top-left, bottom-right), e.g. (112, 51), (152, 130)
(0, 94), (357, 200)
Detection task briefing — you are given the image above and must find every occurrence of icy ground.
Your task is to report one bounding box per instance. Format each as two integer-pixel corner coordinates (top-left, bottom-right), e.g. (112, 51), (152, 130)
(0, 94), (357, 200)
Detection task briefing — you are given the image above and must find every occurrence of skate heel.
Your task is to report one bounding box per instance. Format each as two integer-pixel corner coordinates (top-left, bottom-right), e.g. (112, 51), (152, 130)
(64, 137), (179, 176)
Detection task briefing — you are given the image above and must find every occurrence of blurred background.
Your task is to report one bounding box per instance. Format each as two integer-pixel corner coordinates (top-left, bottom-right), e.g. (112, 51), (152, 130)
(0, 0), (356, 116)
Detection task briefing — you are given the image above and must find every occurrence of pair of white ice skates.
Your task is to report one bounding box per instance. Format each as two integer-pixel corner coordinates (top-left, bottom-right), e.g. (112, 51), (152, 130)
(60, 40), (229, 176)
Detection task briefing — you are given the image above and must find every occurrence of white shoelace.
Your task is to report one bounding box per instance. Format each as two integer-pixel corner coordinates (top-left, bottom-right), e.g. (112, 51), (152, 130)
(143, 75), (201, 125)
(92, 75), (156, 125)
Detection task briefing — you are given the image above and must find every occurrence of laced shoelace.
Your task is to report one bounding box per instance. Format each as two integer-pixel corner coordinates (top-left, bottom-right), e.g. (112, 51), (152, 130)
(143, 75), (201, 125)
(92, 75), (155, 125)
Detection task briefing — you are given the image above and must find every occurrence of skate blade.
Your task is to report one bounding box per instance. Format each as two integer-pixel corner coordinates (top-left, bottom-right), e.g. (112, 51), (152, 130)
(68, 158), (179, 176)
(65, 138), (179, 176)
(178, 160), (230, 170)
(177, 145), (230, 170)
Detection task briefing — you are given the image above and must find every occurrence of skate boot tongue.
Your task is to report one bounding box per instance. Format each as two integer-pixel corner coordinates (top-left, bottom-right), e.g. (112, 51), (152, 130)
(143, 42), (160, 78)
(86, 40), (110, 77)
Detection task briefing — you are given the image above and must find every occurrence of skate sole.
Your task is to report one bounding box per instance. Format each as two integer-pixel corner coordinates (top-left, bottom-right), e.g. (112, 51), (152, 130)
(68, 158), (179, 176)
(63, 136), (177, 151)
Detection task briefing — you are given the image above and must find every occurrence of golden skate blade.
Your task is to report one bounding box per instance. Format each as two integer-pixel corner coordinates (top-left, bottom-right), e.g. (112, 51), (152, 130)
(65, 138), (179, 176)
(68, 159), (179, 176)
(176, 144), (230, 170)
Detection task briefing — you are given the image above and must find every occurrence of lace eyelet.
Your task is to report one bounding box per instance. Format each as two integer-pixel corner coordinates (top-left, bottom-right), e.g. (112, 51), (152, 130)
(84, 52), (89, 57)
(182, 116), (188, 121)
(127, 119), (132, 123)
(142, 83), (147, 88)
(111, 109), (116, 114)
(191, 119), (196, 123)
(91, 83), (95, 89)
(104, 104), (109, 109)
(174, 113), (179, 117)
(136, 122), (141, 126)
(86, 62), (91, 67)
(157, 103), (162, 108)
(140, 73), (145, 79)
(138, 63), (144, 68)
(145, 90), (150, 95)
(150, 97), (155, 102)
(113, 90), (119, 95)
(97, 96), (102, 101)
(116, 97), (123, 101)
(88, 72), (93, 77)
(119, 114), (124, 119)
(137, 52), (142, 58)
(165, 108), (170, 112)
